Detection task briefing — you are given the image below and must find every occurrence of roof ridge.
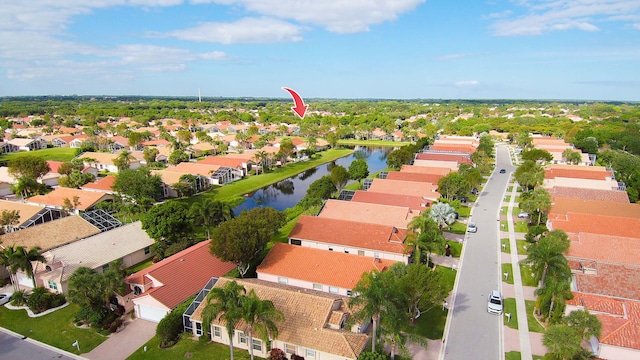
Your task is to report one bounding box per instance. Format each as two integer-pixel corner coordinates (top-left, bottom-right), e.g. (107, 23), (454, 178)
(128, 240), (210, 277)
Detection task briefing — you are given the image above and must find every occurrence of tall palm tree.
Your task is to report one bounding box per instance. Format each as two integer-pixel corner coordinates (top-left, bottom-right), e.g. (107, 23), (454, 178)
(543, 324), (585, 360)
(241, 290), (284, 360)
(114, 150), (135, 171)
(535, 274), (573, 323)
(520, 188), (552, 225)
(12, 246), (46, 288)
(349, 270), (389, 352)
(522, 230), (570, 287)
(103, 260), (127, 305)
(190, 199), (216, 238)
(202, 280), (246, 360)
(1, 245), (21, 292)
(407, 214), (445, 267)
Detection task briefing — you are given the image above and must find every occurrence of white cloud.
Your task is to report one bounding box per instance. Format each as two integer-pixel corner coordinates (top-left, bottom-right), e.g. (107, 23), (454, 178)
(165, 18), (303, 44)
(491, 0), (640, 36)
(455, 80), (479, 87)
(206, 0), (425, 33)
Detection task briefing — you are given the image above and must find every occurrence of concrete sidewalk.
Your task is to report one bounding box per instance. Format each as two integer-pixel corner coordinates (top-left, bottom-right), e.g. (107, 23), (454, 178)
(84, 318), (156, 360)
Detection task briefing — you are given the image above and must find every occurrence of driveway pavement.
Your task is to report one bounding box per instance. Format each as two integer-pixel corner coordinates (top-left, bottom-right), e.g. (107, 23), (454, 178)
(84, 318), (156, 360)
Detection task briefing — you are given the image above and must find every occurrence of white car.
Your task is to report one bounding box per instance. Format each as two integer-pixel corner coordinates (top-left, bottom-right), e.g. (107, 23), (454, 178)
(0, 293), (12, 306)
(518, 211), (530, 218)
(487, 290), (503, 315)
(467, 222), (477, 233)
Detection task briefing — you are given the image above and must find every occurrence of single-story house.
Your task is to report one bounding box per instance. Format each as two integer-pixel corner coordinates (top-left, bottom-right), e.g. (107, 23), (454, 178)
(186, 277), (369, 360)
(7, 138), (47, 152)
(318, 199), (417, 230)
(0, 200), (60, 232)
(80, 175), (117, 194)
(78, 152), (142, 173)
(27, 187), (114, 215)
(125, 240), (235, 322)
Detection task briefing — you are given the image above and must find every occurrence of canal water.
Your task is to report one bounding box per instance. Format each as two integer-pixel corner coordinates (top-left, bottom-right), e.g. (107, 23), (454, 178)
(233, 146), (393, 213)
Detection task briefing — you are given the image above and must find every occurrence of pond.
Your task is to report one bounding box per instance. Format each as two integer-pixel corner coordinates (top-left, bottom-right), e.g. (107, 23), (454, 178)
(233, 146), (394, 213)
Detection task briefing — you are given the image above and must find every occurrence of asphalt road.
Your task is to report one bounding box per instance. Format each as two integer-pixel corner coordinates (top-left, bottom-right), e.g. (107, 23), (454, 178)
(442, 145), (515, 360)
(0, 330), (79, 360)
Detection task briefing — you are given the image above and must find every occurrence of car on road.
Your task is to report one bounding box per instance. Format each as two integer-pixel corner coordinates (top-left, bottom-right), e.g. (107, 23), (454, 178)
(499, 168), (506, 174)
(518, 211), (530, 218)
(487, 290), (503, 315)
(467, 222), (477, 233)
(0, 293), (12, 306)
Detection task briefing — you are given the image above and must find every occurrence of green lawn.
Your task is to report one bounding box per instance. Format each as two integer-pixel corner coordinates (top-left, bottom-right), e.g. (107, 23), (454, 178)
(270, 215), (300, 246)
(456, 206), (471, 218)
(501, 206), (509, 215)
(502, 263), (514, 284)
(337, 139), (411, 147)
(178, 149), (354, 205)
(514, 221), (529, 233)
(446, 241), (462, 258)
(507, 186), (513, 192)
(501, 238), (511, 253)
(505, 352), (545, 360)
(0, 147), (77, 163)
(519, 264), (539, 287)
(500, 220), (509, 232)
(504, 195), (511, 202)
(516, 240), (530, 255)
(0, 304), (107, 355)
(526, 300), (546, 333)
(128, 259), (154, 274)
(343, 181), (362, 191)
(503, 298), (518, 329)
(404, 266), (456, 339)
(127, 335), (259, 360)
(445, 221), (467, 235)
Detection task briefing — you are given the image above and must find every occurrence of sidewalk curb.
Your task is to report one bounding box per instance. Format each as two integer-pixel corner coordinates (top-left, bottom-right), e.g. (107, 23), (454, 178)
(0, 327), (87, 360)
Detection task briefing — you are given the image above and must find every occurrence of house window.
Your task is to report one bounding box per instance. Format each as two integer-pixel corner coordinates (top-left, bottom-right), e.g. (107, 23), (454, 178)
(278, 277), (288, 285)
(306, 349), (316, 358)
(238, 331), (248, 344)
(101, 263), (109, 272)
(357, 250), (365, 256)
(285, 343), (296, 355)
(213, 326), (221, 338)
(347, 290), (352, 296)
(47, 281), (57, 290)
(252, 338), (262, 352)
(312, 283), (323, 291)
(374, 252), (380, 258)
(328, 247), (333, 251)
(329, 286), (339, 294)
(344, 249), (349, 254)
(144, 246), (150, 255)
(195, 322), (203, 336)
(290, 239), (301, 246)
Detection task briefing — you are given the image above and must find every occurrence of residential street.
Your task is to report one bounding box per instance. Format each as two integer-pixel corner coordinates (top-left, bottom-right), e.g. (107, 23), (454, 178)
(441, 145), (515, 360)
(0, 329), (82, 360)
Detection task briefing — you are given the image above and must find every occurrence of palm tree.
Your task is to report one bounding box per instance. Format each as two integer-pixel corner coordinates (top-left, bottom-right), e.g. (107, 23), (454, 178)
(12, 246), (46, 288)
(349, 270), (389, 352)
(564, 309), (601, 341)
(543, 324), (585, 360)
(535, 274), (573, 323)
(114, 150), (135, 171)
(103, 260), (127, 305)
(428, 203), (457, 230)
(522, 230), (570, 287)
(241, 290), (284, 360)
(407, 214), (445, 267)
(253, 151), (268, 175)
(202, 280), (246, 360)
(1, 245), (21, 292)
(190, 200), (235, 238)
(520, 188), (552, 225)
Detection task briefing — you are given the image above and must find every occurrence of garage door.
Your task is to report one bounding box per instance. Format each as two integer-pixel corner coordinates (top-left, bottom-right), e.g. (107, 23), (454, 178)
(16, 273), (34, 288)
(137, 304), (167, 323)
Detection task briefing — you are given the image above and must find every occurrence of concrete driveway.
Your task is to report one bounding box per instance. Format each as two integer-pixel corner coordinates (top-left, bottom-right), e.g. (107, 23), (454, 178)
(84, 318), (156, 360)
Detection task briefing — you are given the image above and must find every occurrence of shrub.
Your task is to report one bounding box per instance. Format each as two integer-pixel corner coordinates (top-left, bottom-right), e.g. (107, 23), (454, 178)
(291, 355), (305, 360)
(269, 348), (286, 360)
(27, 287), (51, 313)
(51, 293), (66, 308)
(156, 311), (183, 347)
(10, 290), (28, 306)
(358, 351), (387, 360)
(88, 308), (109, 329)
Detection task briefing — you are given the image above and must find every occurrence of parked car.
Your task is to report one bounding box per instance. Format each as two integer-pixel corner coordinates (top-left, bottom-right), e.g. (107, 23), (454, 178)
(487, 290), (504, 315)
(467, 222), (477, 233)
(0, 293), (12, 306)
(518, 211), (530, 218)
(471, 187), (479, 195)
(454, 196), (467, 203)
(499, 168), (506, 174)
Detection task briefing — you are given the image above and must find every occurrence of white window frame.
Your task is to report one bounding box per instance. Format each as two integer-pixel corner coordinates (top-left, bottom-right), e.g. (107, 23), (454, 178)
(252, 338), (262, 351)
(278, 277), (288, 285)
(47, 280), (57, 290)
(213, 326), (222, 338)
(329, 286), (339, 294)
(285, 343), (296, 355)
(357, 250), (365, 256)
(306, 349), (316, 358)
(195, 322), (203, 336)
(312, 283), (323, 291)
(238, 331), (248, 344)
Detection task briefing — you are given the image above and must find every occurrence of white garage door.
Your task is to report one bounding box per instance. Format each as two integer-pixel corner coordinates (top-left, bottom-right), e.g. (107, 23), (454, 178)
(137, 304), (167, 323)
(16, 273), (34, 288)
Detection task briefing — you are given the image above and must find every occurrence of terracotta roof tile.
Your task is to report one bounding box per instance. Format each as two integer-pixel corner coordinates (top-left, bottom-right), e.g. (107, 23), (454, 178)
(550, 186), (630, 203)
(545, 166), (612, 180)
(165, 162), (220, 176)
(429, 144), (477, 153)
(415, 152), (473, 165)
(573, 262), (640, 300)
(318, 200), (416, 229)
(550, 198), (640, 219)
(191, 278), (369, 359)
(290, 215), (408, 254)
(400, 165), (452, 175)
(351, 190), (431, 213)
(81, 175), (116, 192)
(385, 171), (444, 183)
(551, 213), (640, 239)
(257, 243), (397, 289)
(127, 240), (235, 309)
(567, 233), (640, 266)
(368, 179), (440, 199)
(27, 188), (113, 211)
(197, 156), (246, 168)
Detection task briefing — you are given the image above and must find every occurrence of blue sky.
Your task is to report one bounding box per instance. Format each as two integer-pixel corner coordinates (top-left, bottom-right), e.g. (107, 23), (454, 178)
(1, 0), (639, 101)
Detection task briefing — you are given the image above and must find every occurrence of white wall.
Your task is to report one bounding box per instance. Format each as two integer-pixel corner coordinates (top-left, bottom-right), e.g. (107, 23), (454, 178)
(257, 272), (351, 296)
(295, 239), (409, 264)
(270, 340), (356, 360)
(600, 344), (640, 360)
(412, 159), (459, 170)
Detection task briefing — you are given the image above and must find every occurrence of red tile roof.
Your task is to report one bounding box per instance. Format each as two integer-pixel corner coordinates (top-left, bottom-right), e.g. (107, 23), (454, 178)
(429, 144), (477, 154)
(81, 175), (116, 192)
(551, 213), (640, 239)
(567, 233), (640, 266)
(27, 188), (112, 211)
(351, 190), (431, 213)
(550, 186), (630, 203)
(368, 178), (440, 199)
(385, 171), (444, 183)
(414, 152), (472, 165)
(165, 162), (220, 176)
(571, 261), (640, 300)
(400, 165), (452, 175)
(257, 243), (397, 289)
(567, 292), (640, 351)
(318, 199), (416, 229)
(198, 156), (246, 168)
(46, 160), (63, 174)
(550, 198), (640, 220)
(126, 240), (235, 309)
(545, 167), (612, 180)
(289, 215), (408, 254)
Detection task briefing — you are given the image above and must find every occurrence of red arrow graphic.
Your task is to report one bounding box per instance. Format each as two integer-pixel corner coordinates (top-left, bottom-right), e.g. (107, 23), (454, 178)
(282, 87), (308, 119)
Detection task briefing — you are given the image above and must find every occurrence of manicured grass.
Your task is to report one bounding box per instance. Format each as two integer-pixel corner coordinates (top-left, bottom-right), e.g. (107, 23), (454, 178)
(343, 180), (362, 191)
(337, 139), (411, 147)
(0, 304), (107, 355)
(501, 206), (508, 215)
(446, 241), (462, 258)
(505, 351), (521, 360)
(445, 221), (467, 235)
(503, 298), (518, 329)
(178, 149), (354, 205)
(519, 264), (539, 287)
(500, 220), (509, 231)
(515, 195), (521, 203)
(467, 194), (478, 202)
(127, 335), (258, 360)
(526, 300), (546, 333)
(502, 263), (514, 284)
(456, 206), (471, 218)
(514, 221), (529, 233)
(507, 186), (513, 192)
(504, 195), (511, 202)
(516, 240), (530, 255)
(270, 215), (300, 246)
(128, 259), (154, 274)
(0, 147), (77, 163)
(501, 238), (511, 253)
(405, 266), (456, 340)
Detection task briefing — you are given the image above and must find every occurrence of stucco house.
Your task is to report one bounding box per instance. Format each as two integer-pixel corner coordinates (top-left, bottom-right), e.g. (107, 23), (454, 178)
(26, 187), (114, 215)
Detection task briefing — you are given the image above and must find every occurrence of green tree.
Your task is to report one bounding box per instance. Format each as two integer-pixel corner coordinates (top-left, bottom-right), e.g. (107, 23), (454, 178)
(210, 207), (286, 277)
(437, 172), (470, 201)
(562, 148), (582, 165)
(406, 214), (445, 267)
(429, 203), (457, 230)
(168, 149), (189, 165)
(392, 263), (449, 324)
(277, 138), (295, 164)
(58, 170), (95, 188)
(103, 259), (127, 304)
(112, 167), (163, 208)
(564, 309), (601, 341)
(522, 149), (554, 163)
(543, 324), (585, 360)
(520, 188), (552, 225)
(348, 159), (369, 182)
(190, 199), (235, 238)
(11, 246), (46, 288)
(330, 165), (349, 192)
(477, 134), (494, 157)
(7, 155), (50, 180)
(67, 267), (107, 312)
(113, 150), (135, 171)
(0, 209), (20, 235)
(141, 201), (195, 259)
(326, 132), (338, 148)
(517, 132), (533, 150)
(143, 147), (160, 165)
(202, 280), (246, 360)
(523, 230), (571, 287)
(305, 175), (336, 200)
(535, 275), (573, 323)
(156, 311), (184, 347)
(1, 245), (22, 291)
(514, 160), (544, 191)
(350, 270), (389, 352)
(241, 289), (284, 360)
